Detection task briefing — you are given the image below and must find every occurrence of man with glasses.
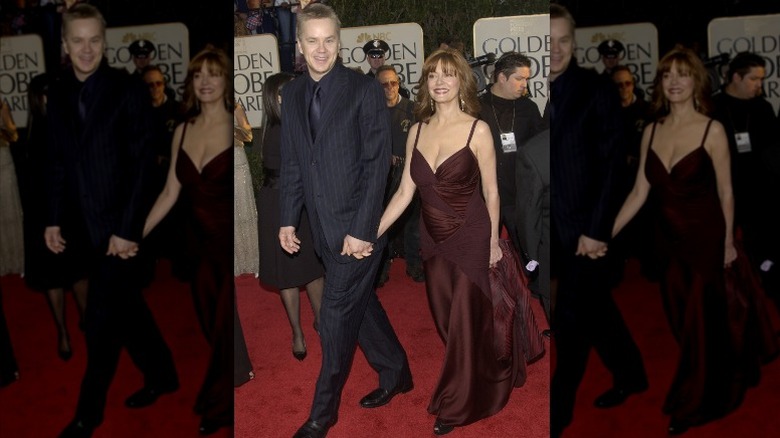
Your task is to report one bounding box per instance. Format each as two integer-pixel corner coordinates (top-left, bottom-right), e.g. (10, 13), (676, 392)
(362, 39), (410, 98)
(374, 65), (422, 286)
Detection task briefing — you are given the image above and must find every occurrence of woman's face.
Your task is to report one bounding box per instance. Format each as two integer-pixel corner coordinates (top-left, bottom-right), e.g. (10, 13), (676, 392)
(427, 61), (460, 105)
(193, 61), (226, 105)
(662, 61), (695, 105)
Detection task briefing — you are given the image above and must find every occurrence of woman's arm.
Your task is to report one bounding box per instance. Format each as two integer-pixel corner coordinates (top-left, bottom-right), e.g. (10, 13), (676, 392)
(378, 122), (420, 237)
(705, 120), (737, 265)
(143, 122), (184, 237)
(612, 123), (653, 238)
(473, 120), (502, 267)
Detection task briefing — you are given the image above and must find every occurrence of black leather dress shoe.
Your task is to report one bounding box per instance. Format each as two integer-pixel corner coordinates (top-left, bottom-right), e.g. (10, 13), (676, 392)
(667, 418), (690, 436)
(593, 382), (648, 408)
(292, 419), (330, 438)
(433, 419), (455, 435)
(124, 381), (179, 408)
(359, 379), (414, 408)
(58, 419), (95, 438)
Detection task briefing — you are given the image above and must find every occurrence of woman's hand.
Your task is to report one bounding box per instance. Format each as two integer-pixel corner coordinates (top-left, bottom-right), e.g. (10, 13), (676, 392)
(724, 242), (737, 267)
(489, 241), (503, 268)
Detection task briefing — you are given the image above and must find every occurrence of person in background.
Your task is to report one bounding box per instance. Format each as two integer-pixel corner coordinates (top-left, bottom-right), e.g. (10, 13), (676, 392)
(21, 73), (89, 362)
(374, 64), (422, 286)
(0, 95), (24, 277)
(478, 51), (543, 260)
(362, 38), (410, 99)
(257, 72), (324, 362)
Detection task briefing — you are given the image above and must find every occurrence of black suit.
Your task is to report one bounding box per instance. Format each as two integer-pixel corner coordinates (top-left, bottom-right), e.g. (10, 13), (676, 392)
(549, 61), (646, 435)
(47, 63), (176, 427)
(280, 64), (410, 425)
(515, 128), (550, 320)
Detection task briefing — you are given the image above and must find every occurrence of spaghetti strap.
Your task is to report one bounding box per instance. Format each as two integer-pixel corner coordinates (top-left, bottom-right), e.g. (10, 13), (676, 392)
(179, 120), (189, 149)
(465, 119), (479, 147)
(700, 119), (714, 145)
(648, 122), (658, 148)
(412, 122), (424, 149)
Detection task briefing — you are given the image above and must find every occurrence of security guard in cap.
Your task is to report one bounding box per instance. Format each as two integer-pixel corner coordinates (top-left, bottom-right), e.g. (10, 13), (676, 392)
(128, 39), (156, 76)
(362, 39), (410, 98)
(597, 39), (625, 77)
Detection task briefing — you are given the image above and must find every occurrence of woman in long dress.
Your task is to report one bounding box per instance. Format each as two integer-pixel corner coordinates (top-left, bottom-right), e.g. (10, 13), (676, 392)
(234, 102), (260, 276)
(378, 49), (543, 435)
(0, 97), (24, 276)
(256, 72), (324, 361)
(612, 46), (778, 435)
(142, 46), (250, 435)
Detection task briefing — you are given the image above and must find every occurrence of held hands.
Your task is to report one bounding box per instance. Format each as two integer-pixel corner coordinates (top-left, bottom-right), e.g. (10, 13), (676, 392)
(279, 226), (301, 254)
(576, 235), (608, 259)
(107, 235), (138, 259)
(341, 235), (373, 259)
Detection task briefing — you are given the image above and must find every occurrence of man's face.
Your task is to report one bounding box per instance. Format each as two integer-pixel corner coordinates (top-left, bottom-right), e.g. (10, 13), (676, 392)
(133, 55), (152, 71)
(732, 66), (765, 99)
(62, 17), (105, 81)
(602, 55), (619, 70)
(368, 52), (385, 71)
(494, 66), (530, 100)
(550, 17), (574, 81)
(613, 69), (634, 104)
(143, 69), (166, 106)
(297, 18), (339, 81)
(377, 70), (399, 104)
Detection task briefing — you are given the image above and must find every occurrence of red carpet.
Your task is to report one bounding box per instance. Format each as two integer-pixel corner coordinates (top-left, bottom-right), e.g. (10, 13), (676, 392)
(235, 258), (551, 438)
(563, 260), (780, 438)
(0, 261), (231, 438)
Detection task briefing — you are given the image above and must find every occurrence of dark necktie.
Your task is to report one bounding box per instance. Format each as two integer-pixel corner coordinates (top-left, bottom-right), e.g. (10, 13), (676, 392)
(309, 83), (321, 140)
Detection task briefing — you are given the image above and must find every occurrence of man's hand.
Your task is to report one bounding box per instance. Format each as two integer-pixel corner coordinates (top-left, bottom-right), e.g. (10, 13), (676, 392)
(576, 235), (607, 259)
(107, 235), (138, 259)
(341, 235), (373, 259)
(279, 226), (301, 254)
(44, 226), (66, 254)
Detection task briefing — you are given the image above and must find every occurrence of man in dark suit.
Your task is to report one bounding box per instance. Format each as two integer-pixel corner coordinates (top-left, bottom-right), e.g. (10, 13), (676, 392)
(44, 5), (178, 437)
(549, 4), (647, 438)
(515, 104), (550, 323)
(278, 4), (412, 438)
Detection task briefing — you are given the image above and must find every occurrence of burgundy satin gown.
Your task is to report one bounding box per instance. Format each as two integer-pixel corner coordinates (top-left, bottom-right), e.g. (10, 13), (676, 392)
(175, 123), (240, 425)
(645, 119), (777, 427)
(410, 120), (543, 427)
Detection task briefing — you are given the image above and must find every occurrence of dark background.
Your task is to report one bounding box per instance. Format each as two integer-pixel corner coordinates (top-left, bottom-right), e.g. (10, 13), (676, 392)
(555, 0), (780, 54)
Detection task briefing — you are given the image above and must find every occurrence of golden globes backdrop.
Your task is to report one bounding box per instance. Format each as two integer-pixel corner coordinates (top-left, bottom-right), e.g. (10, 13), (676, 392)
(105, 23), (190, 100)
(340, 23), (425, 96)
(473, 14), (549, 116)
(709, 14), (780, 113)
(0, 34), (46, 128)
(575, 22), (660, 100)
(234, 34), (281, 128)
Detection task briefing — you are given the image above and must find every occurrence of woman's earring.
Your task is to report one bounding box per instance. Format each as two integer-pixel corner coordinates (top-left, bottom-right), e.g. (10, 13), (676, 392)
(459, 95), (465, 111)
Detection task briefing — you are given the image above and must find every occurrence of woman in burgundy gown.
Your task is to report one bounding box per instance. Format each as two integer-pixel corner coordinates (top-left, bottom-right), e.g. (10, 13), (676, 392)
(143, 46), (249, 436)
(378, 49), (544, 435)
(612, 46), (778, 435)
